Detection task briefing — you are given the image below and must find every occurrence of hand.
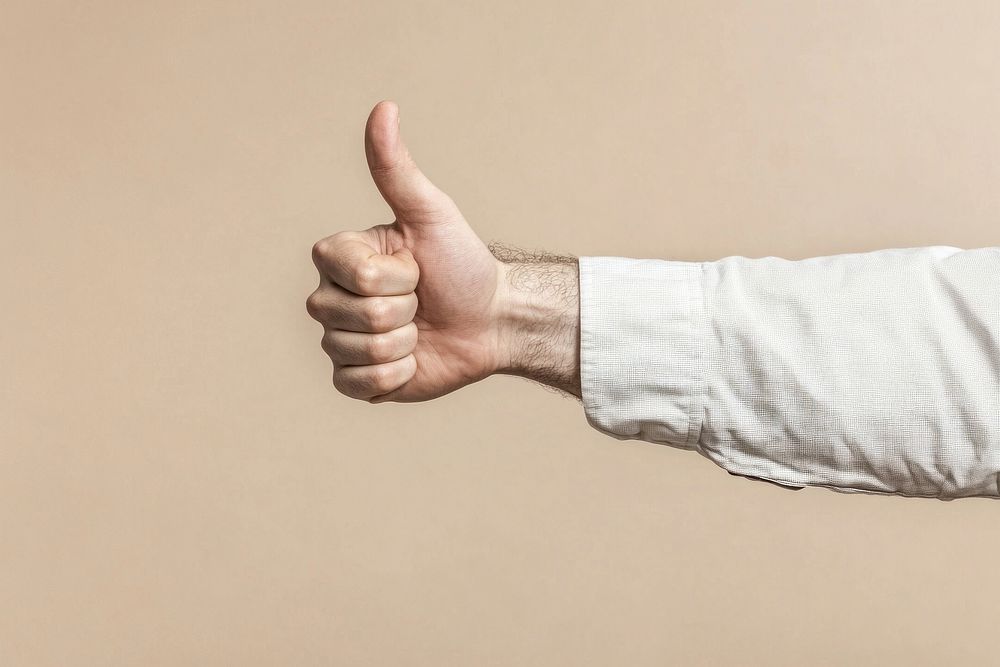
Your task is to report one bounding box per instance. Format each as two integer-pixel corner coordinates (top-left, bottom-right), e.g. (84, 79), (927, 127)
(307, 100), (506, 403)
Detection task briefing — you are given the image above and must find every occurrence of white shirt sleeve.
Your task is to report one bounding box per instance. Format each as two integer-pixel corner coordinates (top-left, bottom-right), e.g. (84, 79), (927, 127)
(578, 246), (1000, 500)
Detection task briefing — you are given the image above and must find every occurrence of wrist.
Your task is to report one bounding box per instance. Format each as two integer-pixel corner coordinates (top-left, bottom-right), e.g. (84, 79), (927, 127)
(490, 256), (581, 398)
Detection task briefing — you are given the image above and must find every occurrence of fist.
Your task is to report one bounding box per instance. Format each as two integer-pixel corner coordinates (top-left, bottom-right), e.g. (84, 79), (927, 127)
(307, 101), (508, 403)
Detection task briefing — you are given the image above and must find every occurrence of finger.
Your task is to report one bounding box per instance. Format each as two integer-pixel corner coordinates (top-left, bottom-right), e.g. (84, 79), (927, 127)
(332, 353), (417, 400)
(306, 282), (418, 333)
(321, 322), (418, 366)
(364, 100), (445, 217)
(312, 231), (419, 296)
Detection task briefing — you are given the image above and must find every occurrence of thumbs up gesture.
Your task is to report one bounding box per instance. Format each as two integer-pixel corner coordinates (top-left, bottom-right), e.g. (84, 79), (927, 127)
(307, 101), (511, 403)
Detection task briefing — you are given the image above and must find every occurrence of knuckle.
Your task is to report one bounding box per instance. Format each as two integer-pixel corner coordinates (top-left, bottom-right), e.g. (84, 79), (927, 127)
(320, 331), (338, 357)
(305, 291), (323, 318)
(311, 238), (330, 265)
(352, 262), (381, 295)
(363, 297), (391, 331)
(366, 333), (391, 363)
(370, 364), (394, 392)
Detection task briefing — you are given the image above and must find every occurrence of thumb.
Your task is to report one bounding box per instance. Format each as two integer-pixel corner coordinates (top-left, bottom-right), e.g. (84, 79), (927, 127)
(364, 100), (447, 218)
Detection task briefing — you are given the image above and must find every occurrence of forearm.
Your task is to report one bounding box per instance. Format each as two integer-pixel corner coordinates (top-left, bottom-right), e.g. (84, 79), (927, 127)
(490, 242), (581, 398)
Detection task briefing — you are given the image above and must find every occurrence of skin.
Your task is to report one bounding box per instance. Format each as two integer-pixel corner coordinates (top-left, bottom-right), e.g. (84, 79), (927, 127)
(307, 100), (580, 403)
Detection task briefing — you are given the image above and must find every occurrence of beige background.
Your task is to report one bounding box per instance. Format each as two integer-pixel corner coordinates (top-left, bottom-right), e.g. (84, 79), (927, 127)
(3, 1), (1000, 664)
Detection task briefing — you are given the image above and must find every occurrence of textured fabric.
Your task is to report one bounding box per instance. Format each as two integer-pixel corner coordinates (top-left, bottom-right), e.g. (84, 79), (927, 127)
(578, 246), (1000, 500)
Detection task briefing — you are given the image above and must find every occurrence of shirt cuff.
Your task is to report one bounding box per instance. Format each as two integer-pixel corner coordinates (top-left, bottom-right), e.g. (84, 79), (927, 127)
(578, 256), (706, 451)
